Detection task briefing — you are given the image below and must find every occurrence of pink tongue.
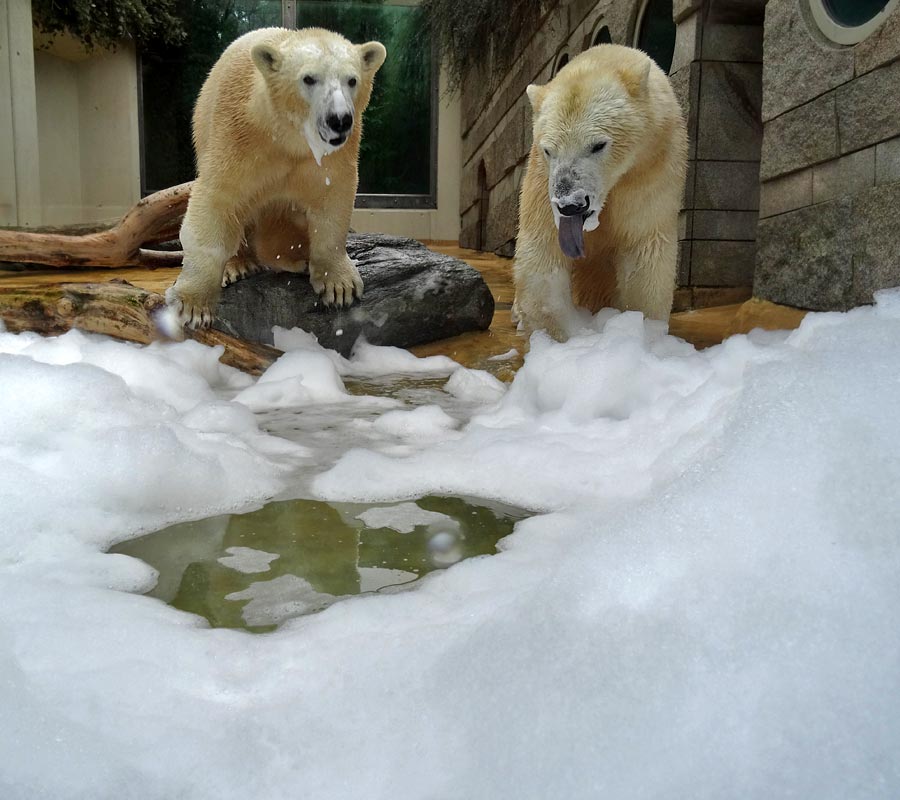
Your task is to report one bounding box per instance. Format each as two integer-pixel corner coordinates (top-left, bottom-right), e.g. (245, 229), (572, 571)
(558, 215), (585, 259)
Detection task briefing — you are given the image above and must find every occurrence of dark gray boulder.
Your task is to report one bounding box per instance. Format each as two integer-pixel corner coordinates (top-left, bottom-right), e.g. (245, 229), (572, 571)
(212, 233), (494, 357)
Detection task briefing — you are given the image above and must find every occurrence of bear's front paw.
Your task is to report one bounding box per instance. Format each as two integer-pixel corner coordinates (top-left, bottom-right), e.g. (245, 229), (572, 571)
(163, 286), (215, 331)
(310, 260), (364, 307)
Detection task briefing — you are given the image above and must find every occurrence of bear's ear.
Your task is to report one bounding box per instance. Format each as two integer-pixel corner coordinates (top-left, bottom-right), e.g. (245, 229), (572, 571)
(358, 41), (387, 75)
(621, 59), (652, 97)
(251, 43), (282, 75)
(526, 83), (546, 113)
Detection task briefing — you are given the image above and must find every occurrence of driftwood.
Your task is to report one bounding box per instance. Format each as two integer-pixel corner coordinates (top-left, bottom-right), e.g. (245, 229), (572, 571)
(0, 183), (191, 268)
(0, 280), (280, 375)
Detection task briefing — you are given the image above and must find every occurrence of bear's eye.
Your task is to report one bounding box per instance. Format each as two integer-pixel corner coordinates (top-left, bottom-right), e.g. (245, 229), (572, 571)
(303, 75), (317, 87)
(591, 141), (607, 154)
(348, 77), (358, 88)
(542, 147), (551, 159)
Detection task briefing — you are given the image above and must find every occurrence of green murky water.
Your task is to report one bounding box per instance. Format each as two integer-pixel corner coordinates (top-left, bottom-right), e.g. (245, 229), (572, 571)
(111, 496), (527, 633)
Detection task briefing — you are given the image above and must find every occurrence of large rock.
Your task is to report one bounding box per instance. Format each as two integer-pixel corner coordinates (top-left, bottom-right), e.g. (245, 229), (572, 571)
(212, 233), (495, 356)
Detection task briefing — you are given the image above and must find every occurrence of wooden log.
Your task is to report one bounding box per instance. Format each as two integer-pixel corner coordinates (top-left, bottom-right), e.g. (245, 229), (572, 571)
(0, 280), (280, 375)
(0, 183), (192, 268)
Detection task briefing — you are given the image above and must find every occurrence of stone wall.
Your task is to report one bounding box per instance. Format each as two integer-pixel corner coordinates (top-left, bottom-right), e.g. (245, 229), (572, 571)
(669, 0), (765, 309)
(754, 0), (900, 310)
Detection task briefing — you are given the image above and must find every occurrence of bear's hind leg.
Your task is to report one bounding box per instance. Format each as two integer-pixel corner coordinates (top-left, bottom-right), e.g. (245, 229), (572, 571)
(222, 245), (266, 288)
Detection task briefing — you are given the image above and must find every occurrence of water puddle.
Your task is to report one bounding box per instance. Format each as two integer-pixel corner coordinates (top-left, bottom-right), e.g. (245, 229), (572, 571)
(111, 495), (527, 632)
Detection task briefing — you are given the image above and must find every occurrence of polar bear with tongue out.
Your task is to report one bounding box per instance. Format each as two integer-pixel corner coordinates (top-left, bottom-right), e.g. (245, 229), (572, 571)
(512, 44), (687, 341)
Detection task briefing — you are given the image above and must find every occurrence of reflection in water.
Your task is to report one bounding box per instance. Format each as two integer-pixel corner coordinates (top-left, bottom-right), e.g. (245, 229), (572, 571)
(111, 496), (525, 632)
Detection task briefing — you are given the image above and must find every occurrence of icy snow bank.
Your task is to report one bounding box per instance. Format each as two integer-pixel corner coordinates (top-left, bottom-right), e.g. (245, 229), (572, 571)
(3, 297), (900, 799)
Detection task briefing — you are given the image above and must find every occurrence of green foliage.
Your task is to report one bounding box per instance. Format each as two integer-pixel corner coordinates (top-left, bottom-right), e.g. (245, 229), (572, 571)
(31, 0), (187, 49)
(142, 0), (433, 197)
(421, 0), (543, 93)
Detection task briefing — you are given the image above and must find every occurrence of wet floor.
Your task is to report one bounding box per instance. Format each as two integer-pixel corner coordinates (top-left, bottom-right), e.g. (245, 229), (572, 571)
(112, 495), (527, 632)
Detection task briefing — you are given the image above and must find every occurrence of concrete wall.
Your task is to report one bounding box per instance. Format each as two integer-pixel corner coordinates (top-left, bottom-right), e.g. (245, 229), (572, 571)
(0, 14), (141, 228)
(34, 49), (82, 223)
(754, 0), (900, 310)
(0, 0), (41, 227)
(32, 32), (141, 225)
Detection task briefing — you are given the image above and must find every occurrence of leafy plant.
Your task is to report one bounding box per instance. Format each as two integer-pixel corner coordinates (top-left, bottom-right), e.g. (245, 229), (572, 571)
(421, 0), (543, 93)
(31, 0), (186, 50)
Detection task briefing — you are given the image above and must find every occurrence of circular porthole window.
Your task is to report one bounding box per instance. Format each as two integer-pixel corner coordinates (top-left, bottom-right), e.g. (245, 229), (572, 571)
(554, 52), (570, 76)
(809, 0), (898, 45)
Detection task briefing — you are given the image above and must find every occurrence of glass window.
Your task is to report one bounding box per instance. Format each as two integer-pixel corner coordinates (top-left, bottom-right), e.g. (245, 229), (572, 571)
(635, 0), (675, 75)
(140, 1), (283, 194)
(139, 0), (435, 207)
(823, 0), (889, 27)
(553, 52), (569, 76)
(295, 1), (433, 204)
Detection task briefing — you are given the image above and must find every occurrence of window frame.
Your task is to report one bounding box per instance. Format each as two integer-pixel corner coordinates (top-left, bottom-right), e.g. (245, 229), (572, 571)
(137, 0), (438, 210)
(632, 0), (676, 75)
(807, 0), (898, 45)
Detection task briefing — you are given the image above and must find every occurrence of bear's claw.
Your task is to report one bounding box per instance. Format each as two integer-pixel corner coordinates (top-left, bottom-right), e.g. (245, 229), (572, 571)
(222, 257), (266, 287)
(163, 286), (215, 331)
(311, 262), (364, 307)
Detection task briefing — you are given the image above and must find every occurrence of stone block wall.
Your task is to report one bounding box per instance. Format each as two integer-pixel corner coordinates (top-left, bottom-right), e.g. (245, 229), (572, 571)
(754, 0), (900, 310)
(669, 0), (765, 309)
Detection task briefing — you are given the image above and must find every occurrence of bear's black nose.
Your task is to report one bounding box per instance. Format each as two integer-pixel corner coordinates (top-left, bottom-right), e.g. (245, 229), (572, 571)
(327, 112), (353, 134)
(558, 197), (590, 217)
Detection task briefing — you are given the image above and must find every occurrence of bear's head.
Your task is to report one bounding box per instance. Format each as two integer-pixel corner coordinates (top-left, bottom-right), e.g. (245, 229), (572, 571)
(527, 48), (653, 259)
(251, 29), (387, 164)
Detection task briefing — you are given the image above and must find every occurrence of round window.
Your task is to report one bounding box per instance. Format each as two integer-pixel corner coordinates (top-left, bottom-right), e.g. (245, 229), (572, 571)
(634, 0), (676, 74)
(809, 0), (898, 44)
(554, 52), (570, 76)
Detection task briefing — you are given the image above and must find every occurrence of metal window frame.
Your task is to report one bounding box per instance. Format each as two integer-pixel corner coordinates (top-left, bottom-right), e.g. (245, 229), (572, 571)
(138, 0), (438, 210)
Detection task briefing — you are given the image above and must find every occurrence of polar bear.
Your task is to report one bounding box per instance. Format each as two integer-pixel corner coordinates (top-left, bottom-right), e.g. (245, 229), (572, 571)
(165, 27), (387, 328)
(513, 44), (687, 340)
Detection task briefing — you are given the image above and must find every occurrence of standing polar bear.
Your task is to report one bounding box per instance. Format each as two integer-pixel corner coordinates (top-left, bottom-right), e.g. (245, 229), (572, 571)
(166, 27), (387, 328)
(513, 44), (687, 340)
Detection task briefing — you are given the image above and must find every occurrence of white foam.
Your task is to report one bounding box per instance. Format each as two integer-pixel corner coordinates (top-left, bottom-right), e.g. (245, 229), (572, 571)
(217, 547), (279, 574)
(355, 502), (458, 534)
(4, 296), (900, 798)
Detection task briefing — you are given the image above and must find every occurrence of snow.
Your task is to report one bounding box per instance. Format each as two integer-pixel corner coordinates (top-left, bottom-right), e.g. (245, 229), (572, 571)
(3, 295), (900, 798)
